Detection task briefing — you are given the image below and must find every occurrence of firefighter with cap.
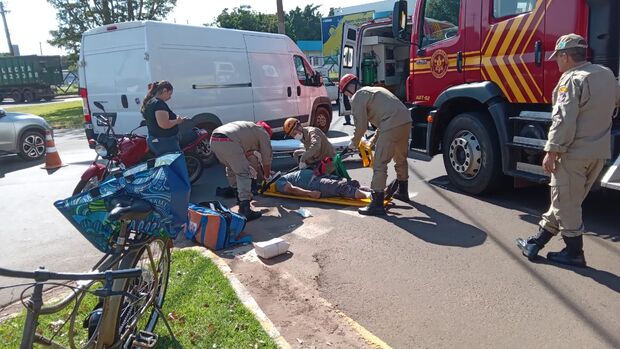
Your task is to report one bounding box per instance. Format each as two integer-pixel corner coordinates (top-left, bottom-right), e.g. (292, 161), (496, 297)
(516, 34), (620, 267)
(339, 73), (412, 215)
(210, 120), (273, 221)
(283, 117), (336, 173)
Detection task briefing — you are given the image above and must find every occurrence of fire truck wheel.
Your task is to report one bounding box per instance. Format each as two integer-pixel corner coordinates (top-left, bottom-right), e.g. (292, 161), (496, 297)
(442, 112), (502, 195)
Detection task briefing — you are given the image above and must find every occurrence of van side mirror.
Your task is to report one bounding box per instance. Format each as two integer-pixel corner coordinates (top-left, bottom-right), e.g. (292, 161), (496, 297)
(392, 0), (408, 41)
(0, 108), (5, 117)
(313, 72), (324, 86)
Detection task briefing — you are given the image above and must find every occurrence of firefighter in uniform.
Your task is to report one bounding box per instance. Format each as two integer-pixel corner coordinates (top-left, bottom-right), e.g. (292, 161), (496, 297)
(339, 74), (412, 215)
(283, 117), (336, 173)
(210, 121), (273, 221)
(517, 34), (620, 267)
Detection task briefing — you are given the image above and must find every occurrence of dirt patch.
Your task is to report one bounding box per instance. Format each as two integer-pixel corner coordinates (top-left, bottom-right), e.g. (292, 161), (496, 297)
(229, 252), (373, 349)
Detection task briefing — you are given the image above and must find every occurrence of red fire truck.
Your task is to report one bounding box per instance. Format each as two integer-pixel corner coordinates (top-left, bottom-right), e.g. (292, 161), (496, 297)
(339, 0), (619, 194)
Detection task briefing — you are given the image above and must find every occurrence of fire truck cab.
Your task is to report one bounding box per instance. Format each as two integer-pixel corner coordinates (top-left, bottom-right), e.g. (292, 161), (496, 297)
(340, 0), (620, 194)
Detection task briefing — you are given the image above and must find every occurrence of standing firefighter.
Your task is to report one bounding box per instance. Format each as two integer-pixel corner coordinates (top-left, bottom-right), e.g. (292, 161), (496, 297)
(517, 34), (620, 267)
(210, 121), (273, 221)
(340, 74), (413, 215)
(283, 117), (336, 172)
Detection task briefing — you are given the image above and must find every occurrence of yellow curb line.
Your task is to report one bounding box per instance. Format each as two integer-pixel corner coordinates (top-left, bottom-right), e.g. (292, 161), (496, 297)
(318, 298), (393, 349)
(185, 247), (291, 349)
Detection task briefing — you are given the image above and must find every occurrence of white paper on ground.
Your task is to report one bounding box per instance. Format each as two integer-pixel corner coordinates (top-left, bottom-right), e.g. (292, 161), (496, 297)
(253, 238), (290, 259)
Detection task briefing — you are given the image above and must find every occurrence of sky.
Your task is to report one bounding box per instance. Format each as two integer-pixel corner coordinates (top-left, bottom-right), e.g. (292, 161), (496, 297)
(0, 0), (370, 56)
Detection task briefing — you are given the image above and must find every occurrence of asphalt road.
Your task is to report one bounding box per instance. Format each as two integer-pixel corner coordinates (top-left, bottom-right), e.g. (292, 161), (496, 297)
(0, 96), (81, 108)
(1, 113), (618, 348)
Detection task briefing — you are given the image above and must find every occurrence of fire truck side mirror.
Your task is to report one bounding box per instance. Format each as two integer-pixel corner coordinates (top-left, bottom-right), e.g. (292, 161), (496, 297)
(392, 0), (408, 41)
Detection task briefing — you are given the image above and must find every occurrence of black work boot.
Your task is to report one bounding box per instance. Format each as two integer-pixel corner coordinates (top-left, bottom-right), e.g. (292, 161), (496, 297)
(238, 200), (262, 221)
(547, 235), (587, 268)
(516, 228), (553, 261)
(358, 191), (386, 216)
(393, 180), (411, 202)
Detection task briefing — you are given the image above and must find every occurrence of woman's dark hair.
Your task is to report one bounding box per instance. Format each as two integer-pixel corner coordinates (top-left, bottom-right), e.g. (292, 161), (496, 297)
(140, 80), (174, 114)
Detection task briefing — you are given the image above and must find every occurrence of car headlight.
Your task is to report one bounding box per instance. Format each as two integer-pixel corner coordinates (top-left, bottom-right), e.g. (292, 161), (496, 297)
(95, 144), (108, 157)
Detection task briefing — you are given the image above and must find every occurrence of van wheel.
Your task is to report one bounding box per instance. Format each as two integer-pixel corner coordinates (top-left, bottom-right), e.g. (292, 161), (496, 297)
(312, 106), (331, 133)
(442, 112), (502, 195)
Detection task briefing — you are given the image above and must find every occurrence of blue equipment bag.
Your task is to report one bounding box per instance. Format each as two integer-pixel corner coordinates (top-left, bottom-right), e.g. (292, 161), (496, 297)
(54, 153), (190, 253)
(186, 201), (250, 250)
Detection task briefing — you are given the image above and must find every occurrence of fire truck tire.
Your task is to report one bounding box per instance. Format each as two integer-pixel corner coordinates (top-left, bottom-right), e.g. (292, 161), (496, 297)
(442, 112), (502, 195)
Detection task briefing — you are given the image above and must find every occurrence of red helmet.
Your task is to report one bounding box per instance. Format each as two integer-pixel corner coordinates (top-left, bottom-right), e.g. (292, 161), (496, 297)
(339, 73), (358, 92)
(256, 121), (273, 139)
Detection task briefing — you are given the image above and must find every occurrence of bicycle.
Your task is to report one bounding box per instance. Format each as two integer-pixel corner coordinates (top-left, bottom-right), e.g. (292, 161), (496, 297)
(0, 196), (176, 349)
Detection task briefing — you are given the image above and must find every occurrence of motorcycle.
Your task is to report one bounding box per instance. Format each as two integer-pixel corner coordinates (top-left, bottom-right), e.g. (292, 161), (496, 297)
(73, 102), (210, 195)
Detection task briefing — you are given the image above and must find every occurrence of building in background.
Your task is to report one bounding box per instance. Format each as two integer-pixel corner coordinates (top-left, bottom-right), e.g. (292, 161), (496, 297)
(296, 40), (323, 67)
(320, 0), (417, 79)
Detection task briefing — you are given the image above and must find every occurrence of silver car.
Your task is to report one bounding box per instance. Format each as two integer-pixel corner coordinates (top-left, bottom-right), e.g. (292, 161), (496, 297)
(0, 108), (52, 160)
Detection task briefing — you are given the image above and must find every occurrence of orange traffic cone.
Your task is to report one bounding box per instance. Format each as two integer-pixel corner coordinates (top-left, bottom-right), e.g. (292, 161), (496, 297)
(41, 130), (66, 170)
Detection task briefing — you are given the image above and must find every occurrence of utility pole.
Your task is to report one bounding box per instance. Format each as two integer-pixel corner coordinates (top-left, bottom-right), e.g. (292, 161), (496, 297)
(276, 0), (285, 34)
(0, 1), (13, 56)
(39, 42), (42, 55)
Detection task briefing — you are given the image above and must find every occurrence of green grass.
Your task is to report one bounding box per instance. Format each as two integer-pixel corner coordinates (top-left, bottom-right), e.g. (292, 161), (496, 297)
(4, 100), (83, 129)
(55, 85), (79, 95)
(0, 249), (278, 348)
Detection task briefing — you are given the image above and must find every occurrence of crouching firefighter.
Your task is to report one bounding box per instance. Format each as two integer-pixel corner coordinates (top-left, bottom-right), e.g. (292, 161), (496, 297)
(339, 73), (412, 215)
(210, 120), (273, 221)
(283, 117), (336, 174)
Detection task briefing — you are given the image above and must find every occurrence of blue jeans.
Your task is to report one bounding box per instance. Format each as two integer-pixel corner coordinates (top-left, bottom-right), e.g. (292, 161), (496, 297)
(147, 135), (181, 155)
(147, 135), (190, 187)
(147, 135), (191, 235)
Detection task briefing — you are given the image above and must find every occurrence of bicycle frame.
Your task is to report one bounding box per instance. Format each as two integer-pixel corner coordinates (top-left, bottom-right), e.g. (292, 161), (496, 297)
(3, 220), (164, 349)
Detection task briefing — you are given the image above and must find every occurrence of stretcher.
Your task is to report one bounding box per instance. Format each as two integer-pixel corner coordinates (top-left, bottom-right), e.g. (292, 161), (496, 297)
(261, 183), (392, 207)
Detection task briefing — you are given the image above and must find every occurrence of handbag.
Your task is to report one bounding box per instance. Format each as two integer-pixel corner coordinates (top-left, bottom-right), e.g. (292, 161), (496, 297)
(186, 201), (251, 250)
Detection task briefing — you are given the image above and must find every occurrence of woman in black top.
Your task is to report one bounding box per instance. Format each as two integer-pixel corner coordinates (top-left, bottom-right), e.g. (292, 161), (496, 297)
(141, 80), (188, 155)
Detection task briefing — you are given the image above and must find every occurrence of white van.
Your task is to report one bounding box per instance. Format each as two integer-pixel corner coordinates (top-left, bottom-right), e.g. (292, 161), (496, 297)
(78, 21), (332, 146)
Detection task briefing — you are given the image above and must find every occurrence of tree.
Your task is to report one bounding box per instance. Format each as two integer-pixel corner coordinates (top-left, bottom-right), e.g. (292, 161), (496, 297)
(426, 0), (460, 26)
(286, 4), (322, 41)
(48, 0), (177, 66)
(212, 4), (324, 42)
(328, 7), (335, 17)
(214, 5), (279, 34)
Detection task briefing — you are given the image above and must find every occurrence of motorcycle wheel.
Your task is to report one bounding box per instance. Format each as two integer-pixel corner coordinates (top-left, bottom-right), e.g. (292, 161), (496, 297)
(185, 153), (203, 184)
(73, 176), (101, 196)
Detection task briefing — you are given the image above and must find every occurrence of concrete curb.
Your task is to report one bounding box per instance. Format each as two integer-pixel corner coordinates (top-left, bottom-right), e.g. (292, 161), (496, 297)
(185, 246), (291, 349)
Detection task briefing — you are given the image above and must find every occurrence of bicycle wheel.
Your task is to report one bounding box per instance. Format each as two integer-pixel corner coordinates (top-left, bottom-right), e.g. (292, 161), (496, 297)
(115, 237), (171, 346)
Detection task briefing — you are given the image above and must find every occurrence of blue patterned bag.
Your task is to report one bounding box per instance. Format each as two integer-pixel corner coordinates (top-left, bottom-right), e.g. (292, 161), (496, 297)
(54, 153), (190, 252)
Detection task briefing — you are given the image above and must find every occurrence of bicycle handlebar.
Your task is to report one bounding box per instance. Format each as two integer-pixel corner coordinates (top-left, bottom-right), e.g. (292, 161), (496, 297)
(0, 267), (142, 283)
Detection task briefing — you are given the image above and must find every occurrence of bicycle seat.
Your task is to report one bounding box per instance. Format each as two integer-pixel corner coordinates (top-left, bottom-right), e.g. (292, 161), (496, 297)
(108, 197), (153, 222)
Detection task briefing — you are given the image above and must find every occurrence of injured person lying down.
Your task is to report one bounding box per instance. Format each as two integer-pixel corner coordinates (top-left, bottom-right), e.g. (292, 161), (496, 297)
(275, 169), (371, 199)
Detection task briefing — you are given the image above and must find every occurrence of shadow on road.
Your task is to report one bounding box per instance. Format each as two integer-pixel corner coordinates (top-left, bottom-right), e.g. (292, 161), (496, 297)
(534, 258), (620, 293)
(428, 175), (620, 243)
(0, 155), (44, 178)
(385, 200), (487, 247)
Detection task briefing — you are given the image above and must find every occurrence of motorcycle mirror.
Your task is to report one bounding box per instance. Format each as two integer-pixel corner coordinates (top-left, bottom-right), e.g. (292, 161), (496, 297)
(139, 120), (147, 127)
(94, 101), (106, 112)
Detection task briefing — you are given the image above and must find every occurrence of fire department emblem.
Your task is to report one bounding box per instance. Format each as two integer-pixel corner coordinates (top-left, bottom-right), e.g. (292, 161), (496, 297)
(430, 50), (450, 79)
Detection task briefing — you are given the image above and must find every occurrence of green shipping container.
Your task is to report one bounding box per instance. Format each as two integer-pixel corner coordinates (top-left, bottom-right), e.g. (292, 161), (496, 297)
(0, 55), (63, 87)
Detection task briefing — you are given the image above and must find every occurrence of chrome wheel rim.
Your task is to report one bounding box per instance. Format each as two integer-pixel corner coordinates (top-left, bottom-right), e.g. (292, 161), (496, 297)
(448, 130), (482, 179)
(22, 134), (45, 158)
